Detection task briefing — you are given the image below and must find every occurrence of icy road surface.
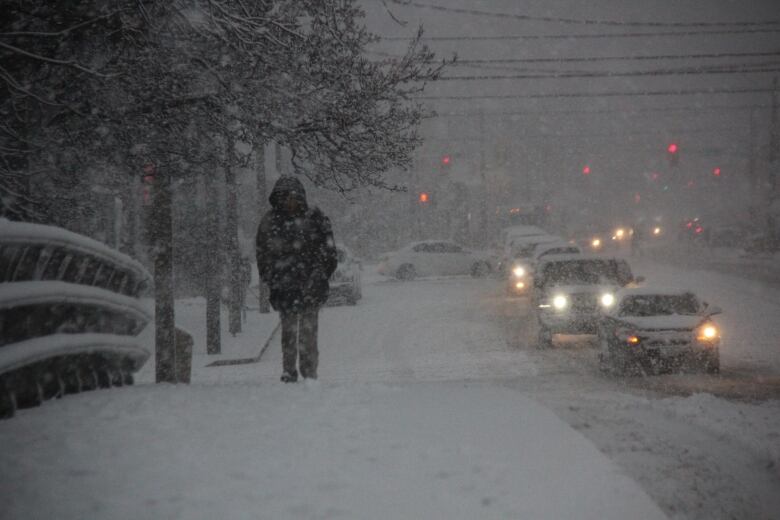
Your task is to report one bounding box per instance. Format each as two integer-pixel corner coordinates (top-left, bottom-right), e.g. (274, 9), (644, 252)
(2, 258), (779, 520)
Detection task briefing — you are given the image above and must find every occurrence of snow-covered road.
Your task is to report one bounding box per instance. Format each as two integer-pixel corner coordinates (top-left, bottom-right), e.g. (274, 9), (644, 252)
(1, 258), (779, 520)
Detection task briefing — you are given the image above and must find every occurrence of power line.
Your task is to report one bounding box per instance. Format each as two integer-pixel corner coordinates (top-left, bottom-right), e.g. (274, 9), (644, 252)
(432, 104), (769, 118)
(438, 64), (780, 81)
(393, 1), (780, 28)
(450, 50), (780, 64)
(416, 87), (775, 100)
(379, 27), (780, 41)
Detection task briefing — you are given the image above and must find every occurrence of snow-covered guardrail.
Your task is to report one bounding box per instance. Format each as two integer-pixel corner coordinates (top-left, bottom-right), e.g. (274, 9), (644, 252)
(0, 219), (153, 418)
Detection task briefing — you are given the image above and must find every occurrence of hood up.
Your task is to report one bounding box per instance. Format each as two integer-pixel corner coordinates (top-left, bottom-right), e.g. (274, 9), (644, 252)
(269, 176), (308, 214)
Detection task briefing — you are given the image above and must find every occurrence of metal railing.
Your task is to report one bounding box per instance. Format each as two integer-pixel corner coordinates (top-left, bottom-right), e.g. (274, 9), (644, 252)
(0, 219), (153, 418)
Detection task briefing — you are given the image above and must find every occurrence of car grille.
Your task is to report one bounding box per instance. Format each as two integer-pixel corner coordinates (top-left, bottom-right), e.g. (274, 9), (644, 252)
(570, 293), (598, 312)
(641, 330), (693, 347)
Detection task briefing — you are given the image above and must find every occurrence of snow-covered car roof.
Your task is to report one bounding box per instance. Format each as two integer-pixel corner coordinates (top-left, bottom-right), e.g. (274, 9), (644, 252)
(532, 242), (580, 259)
(502, 225), (548, 239)
(615, 287), (697, 298)
(404, 239), (459, 248)
(536, 253), (616, 265)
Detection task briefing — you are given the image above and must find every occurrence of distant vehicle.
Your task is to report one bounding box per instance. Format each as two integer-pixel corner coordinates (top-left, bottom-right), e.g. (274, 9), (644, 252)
(498, 227), (559, 276)
(506, 242), (581, 297)
(377, 240), (493, 280)
(597, 288), (721, 374)
(533, 255), (643, 348)
(499, 225), (550, 250)
(533, 243), (582, 264)
(328, 244), (362, 305)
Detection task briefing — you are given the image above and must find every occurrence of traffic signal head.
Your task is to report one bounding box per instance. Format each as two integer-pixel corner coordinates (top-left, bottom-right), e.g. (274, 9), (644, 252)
(419, 192), (430, 203)
(713, 167), (721, 177)
(667, 143), (679, 167)
(441, 155), (451, 166)
(582, 165), (591, 175)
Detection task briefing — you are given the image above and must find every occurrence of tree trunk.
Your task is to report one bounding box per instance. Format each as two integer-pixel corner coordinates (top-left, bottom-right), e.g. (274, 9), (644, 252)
(151, 167), (176, 383)
(205, 171), (222, 354)
(256, 142), (271, 313)
(225, 134), (242, 335)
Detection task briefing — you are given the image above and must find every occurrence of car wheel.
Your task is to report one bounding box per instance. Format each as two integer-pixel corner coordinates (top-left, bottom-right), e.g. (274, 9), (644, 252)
(601, 337), (631, 376)
(702, 350), (720, 374)
(0, 378), (16, 419)
(597, 336), (612, 373)
(397, 264), (416, 281)
(537, 326), (553, 349)
(471, 261), (490, 278)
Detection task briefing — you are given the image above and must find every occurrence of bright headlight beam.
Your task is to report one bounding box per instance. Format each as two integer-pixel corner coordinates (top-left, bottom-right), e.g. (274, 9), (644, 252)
(700, 325), (718, 339)
(552, 295), (568, 310)
(512, 266), (525, 277)
(600, 293), (615, 307)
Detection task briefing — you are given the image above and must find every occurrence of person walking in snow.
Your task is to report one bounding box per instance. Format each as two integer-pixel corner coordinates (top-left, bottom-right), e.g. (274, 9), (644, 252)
(255, 176), (337, 382)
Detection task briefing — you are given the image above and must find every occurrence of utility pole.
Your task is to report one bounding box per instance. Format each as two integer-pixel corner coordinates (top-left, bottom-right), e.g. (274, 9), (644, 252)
(769, 77), (779, 194)
(767, 77), (779, 238)
(479, 109), (488, 246)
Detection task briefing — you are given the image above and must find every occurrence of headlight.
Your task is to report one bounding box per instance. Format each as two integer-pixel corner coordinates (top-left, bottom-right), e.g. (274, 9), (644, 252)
(600, 293), (615, 307)
(515, 281), (525, 290)
(697, 324), (719, 341)
(615, 228), (625, 239)
(615, 327), (640, 344)
(512, 266), (526, 278)
(653, 227), (662, 236)
(552, 295), (568, 310)
(591, 238), (601, 248)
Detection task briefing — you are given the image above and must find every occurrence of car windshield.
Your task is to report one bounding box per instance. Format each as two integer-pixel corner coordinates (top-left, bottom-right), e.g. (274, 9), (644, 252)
(619, 294), (700, 316)
(540, 259), (627, 287)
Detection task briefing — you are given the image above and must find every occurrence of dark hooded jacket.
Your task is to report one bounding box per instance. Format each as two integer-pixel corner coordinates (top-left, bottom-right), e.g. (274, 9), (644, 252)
(255, 176), (338, 313)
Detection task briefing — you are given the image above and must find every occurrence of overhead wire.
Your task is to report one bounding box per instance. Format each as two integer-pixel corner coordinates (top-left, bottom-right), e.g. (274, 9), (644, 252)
(416, 87), (775, 100)
(437, 63), (780, 80)
(379, 27), (780, 41)
(390, 1), (780, 28)
(450, 50), (780, 64)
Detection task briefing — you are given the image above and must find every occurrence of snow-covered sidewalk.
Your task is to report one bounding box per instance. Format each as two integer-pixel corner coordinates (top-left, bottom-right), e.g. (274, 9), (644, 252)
(0, 382), (666, 520)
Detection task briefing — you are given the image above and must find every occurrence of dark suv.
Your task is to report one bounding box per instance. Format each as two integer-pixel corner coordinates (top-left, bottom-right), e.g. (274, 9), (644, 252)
(533, 255), (641, 348)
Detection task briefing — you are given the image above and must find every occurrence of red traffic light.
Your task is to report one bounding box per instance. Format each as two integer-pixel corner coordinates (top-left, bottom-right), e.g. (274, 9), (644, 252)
(582, 165), (591, 175)
(667, 143), (678, 154)
(441, 155), (451, 166)
(713, 167), (721, 177)
(419, 192), (430, 203)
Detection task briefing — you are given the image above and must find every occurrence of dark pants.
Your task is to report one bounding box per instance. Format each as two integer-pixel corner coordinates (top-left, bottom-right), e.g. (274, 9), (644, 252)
(280, 309), (319, 379)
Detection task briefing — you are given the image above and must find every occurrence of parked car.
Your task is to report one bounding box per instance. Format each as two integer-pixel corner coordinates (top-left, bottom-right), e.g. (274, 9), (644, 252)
(506, 242), (581, 296)
(597, 288), (721, 374)
(377, 240), (493, 280)
(533, 255), (642, 348)
(328, 244), (362, 305)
